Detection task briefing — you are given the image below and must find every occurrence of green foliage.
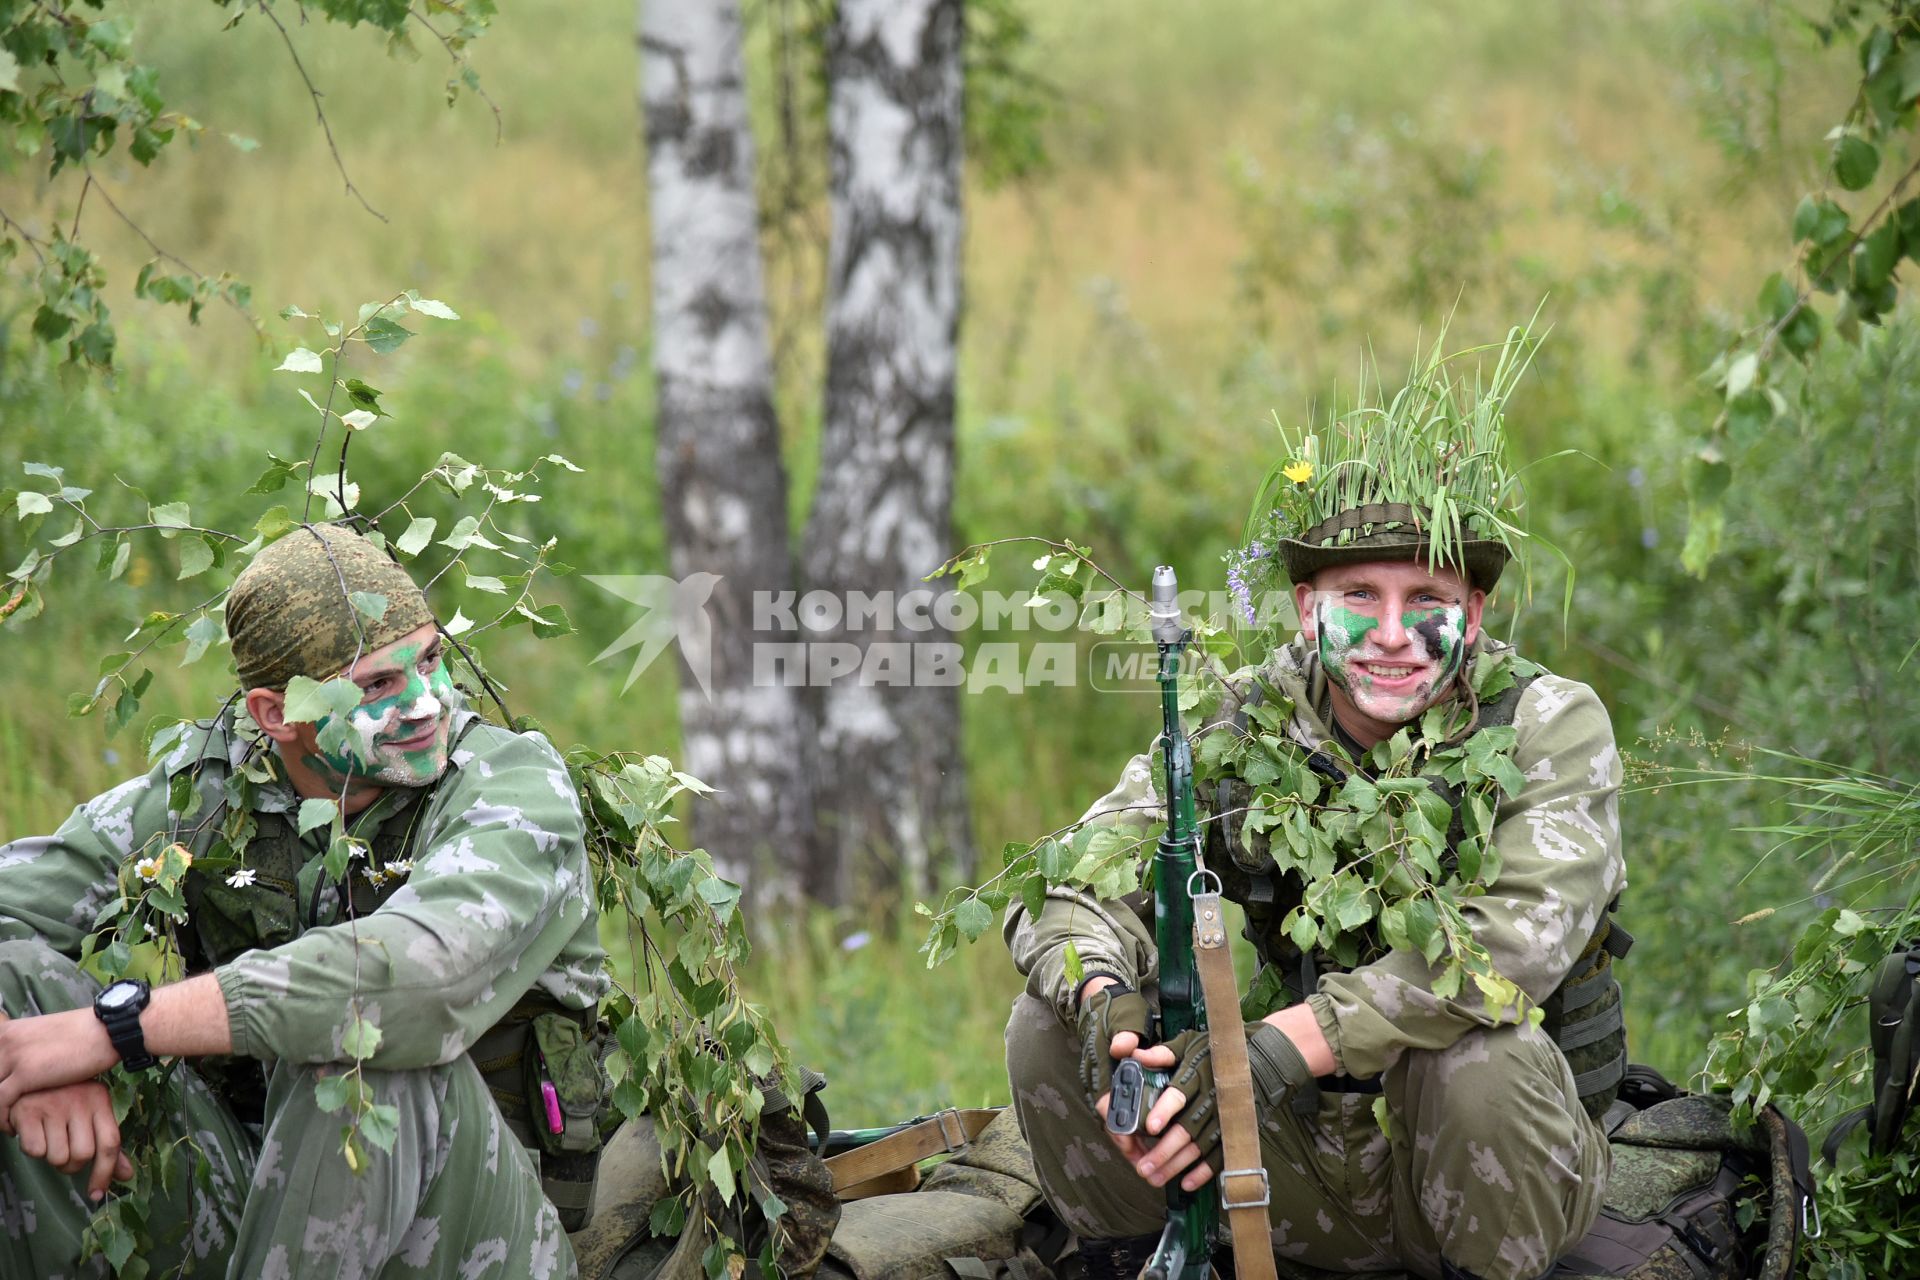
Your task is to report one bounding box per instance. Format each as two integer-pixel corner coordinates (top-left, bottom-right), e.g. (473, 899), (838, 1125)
(1689, 755), (1920, 1279)
(962, 0), (1054, 189)
(566, 746), (796, 1266)
(1692, 0), (1920, 574)
(0, 0), (493, 369)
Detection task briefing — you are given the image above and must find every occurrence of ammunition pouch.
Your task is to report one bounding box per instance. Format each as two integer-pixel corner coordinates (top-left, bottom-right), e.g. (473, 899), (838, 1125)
(473, 999), (613, 1231)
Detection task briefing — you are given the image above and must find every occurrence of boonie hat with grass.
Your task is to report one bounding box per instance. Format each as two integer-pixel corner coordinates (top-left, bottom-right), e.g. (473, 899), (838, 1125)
(1228, 323), (1543, 613)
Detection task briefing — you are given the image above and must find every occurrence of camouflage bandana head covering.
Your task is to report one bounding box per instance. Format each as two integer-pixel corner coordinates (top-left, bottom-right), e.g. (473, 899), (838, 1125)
(227, 524), (435, 691)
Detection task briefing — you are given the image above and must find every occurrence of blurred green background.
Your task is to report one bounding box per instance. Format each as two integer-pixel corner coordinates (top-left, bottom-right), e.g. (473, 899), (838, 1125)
(3, 0), (1915, 1127)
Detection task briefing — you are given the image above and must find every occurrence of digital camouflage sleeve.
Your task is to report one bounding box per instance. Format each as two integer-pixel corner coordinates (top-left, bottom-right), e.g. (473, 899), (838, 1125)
(1005, 639), (1627, 1078)
(0, 709), (607, 1069)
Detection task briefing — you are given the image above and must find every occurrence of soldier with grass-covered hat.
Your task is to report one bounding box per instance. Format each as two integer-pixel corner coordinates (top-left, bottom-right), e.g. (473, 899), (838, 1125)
(0, 523), (603, 1278)
(1005, 330), (1629, 1279)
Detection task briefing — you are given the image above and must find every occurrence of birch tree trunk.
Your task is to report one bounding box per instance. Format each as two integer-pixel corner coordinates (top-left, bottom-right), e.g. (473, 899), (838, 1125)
(802, 0), (972, 901)
(639, 0), (814, 901)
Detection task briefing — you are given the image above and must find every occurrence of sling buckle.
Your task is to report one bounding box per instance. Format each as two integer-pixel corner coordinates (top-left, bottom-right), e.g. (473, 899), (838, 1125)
(1220, 1167), (1270, 1211)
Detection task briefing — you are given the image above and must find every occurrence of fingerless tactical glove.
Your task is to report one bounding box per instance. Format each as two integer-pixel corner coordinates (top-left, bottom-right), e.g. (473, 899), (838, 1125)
(1076, 979), (1151, 1106)
(1155, 1028), (1224, 1167)
(1156, 1022), (1321, 1170)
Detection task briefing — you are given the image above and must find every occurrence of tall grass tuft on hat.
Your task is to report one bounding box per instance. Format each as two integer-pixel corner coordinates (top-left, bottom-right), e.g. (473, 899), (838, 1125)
(1226, 317), (1572, 630)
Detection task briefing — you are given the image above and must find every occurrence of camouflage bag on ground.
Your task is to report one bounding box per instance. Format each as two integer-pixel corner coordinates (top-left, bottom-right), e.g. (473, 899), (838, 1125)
(1546, 1066), (1814, 1280)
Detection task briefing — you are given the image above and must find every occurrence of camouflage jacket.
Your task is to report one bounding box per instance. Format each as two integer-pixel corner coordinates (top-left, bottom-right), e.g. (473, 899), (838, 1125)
(0, 707), (607, 1070)
(1004, 635), (1627, 1080)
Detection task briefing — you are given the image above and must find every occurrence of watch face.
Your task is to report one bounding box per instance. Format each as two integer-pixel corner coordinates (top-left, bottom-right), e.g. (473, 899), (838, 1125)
(98, 982), (142, 1011)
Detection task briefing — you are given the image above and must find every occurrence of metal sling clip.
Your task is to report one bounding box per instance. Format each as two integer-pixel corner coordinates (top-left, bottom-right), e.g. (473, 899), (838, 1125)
(1220, 1166), (1271, 1211)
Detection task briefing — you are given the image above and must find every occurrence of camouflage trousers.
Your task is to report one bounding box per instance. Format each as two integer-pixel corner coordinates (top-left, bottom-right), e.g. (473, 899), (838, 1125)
(0, 939), (575, 1279)
(1006, 993), (1608, 1280)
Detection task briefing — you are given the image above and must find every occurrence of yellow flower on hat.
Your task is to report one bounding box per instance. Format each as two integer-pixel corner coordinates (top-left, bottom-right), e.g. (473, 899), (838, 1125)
(1282, 460), (1314, 485)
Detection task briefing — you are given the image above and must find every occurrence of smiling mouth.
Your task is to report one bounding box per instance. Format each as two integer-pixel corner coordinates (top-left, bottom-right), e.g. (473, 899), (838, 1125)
(389, 724), (439, 751)
(1355, 661), (1429, 682)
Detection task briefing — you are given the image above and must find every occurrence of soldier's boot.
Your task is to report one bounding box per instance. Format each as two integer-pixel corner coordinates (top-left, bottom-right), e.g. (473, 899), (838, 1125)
(1074, 1232), (1165, 1279)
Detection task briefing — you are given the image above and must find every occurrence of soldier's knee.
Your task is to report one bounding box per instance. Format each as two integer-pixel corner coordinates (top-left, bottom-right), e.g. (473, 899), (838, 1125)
(1005, 993), (1074, 1085)
(1007, 995), (1096, 1132)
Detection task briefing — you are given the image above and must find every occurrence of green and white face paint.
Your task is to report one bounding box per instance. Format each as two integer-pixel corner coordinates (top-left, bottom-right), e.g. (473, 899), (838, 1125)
(1315, 598), (1469, 729)
(1316, 605), (1380, 689)
(305, 641), (462, 790)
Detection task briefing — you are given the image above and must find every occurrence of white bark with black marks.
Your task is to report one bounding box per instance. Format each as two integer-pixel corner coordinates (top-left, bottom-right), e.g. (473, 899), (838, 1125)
(639, 0), (814, 901)
(802, 0), (972, 900)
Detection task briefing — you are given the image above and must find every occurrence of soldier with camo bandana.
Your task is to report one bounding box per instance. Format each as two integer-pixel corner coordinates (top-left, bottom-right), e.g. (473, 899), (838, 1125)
(0, 524), (602, 1279)
(1005, 336), (1629, 1280)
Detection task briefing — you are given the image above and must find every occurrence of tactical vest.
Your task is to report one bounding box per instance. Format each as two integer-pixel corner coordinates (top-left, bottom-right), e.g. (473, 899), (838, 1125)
(179, 790), (431, 975)
(1204, 672), (1632, 1120)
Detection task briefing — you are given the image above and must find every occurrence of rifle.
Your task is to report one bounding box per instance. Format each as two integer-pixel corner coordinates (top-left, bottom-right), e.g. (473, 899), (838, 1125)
(1112, 565), (1218, 1280)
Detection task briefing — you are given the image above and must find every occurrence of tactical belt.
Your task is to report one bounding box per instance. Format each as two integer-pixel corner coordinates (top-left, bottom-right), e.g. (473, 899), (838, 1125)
(1193, 883), (1278, 1280)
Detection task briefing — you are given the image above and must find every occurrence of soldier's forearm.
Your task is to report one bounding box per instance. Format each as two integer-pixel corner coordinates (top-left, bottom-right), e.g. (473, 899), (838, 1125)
(143, 973), (233, 1058)
(1260, 1002), (1336, 1077)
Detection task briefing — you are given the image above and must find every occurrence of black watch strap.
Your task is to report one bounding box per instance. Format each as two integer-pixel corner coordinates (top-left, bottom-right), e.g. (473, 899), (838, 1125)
(95, 980), (156, 1072)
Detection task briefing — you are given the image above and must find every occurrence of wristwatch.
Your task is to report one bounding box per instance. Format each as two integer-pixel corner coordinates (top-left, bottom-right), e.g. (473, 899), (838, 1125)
(93, 979), (156, 1071)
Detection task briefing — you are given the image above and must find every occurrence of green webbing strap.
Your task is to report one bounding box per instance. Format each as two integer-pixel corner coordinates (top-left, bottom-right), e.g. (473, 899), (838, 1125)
(1554, 998), (1627, 1053)
(1557, 960), (1616, 1014)
(1571, 1046), (1629, 1100)
(761, 1065), (832, 1151)
(544, 1173), (595, 1214)
(1298, 501), (1426, 545)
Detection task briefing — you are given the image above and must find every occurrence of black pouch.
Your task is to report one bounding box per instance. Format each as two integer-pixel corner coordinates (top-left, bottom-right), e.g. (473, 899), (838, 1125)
(525, 1009), (609, 1156)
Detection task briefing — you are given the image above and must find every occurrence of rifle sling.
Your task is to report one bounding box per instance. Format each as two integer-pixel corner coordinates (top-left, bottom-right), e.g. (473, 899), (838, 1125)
(1194, 888), (1278, 1280)
(823, 1107), (1000, 1197)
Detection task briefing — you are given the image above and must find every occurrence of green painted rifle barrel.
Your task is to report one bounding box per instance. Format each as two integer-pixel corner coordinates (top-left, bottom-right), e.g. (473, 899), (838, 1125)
(1145, 565), (1216, 1280)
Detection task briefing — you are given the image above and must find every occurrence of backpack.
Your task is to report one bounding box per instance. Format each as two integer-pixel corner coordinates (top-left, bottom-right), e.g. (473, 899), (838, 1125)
(1819, 940), (1920, 1165)
(1546, 1066), (1814, 1280)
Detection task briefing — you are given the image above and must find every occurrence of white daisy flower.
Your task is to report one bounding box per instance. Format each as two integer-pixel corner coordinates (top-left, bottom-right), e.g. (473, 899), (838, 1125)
(226, 868), (257, 888)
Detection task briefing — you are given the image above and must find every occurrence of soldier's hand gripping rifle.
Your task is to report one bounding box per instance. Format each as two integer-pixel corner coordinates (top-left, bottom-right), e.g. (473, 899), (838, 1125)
(1104, 566), (1217, 1280)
